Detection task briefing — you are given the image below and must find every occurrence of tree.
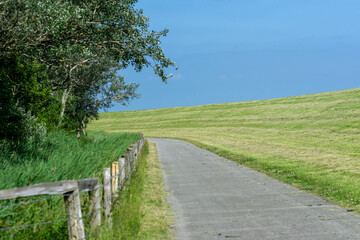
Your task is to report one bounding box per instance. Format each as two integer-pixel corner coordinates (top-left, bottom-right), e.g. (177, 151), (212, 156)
(63, 64), (140, 136)
(0, 0), (176, 137)
(0, 56), (50, 140)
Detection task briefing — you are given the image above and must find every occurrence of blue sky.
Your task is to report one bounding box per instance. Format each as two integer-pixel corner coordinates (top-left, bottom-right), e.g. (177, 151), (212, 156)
(110, 0), (360, 112)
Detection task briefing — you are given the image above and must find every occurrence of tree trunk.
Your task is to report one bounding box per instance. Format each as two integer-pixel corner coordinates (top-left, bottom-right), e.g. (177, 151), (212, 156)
(76, 118), (82, 138)
(76, 121), (86, 138)
(82, 121), (86, 136)
(58, 87), (71, 127)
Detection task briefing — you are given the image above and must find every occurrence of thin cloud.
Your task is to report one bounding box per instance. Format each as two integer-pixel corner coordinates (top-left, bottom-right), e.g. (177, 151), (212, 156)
(173, 74), (184, 80)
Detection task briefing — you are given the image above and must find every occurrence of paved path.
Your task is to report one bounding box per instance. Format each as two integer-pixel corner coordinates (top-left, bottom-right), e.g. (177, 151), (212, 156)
(150, 138), (360, 240)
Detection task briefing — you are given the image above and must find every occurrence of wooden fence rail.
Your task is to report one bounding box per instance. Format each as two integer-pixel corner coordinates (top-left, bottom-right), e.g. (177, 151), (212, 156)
(0, 135), (145, 240)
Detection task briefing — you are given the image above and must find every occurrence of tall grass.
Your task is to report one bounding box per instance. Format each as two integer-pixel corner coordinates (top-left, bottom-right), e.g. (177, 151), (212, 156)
(88, 87), (360, 212)
(0, 130), (141, 239)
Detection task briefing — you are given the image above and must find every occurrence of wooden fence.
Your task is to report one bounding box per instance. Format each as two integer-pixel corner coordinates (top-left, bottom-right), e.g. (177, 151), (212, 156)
(0, 136), (145, 240)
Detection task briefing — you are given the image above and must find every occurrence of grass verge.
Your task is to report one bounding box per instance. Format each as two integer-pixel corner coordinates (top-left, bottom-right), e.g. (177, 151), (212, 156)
(93, 141), (173, 240)
(138, 141), (173, 240)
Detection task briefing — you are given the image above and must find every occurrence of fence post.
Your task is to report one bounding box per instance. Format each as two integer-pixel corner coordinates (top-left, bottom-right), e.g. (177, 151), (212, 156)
(103, 168), (112, 225)
(131, 147), (136, 170)
(134, 142), (139, 157)
(127, 148), (133, 172)
(111, 162), (119, 194)
(89, 186), (101, 229)
(64, 189), (85, 240)
(123, 154), (131, 183)
(119, 158), (126, 189)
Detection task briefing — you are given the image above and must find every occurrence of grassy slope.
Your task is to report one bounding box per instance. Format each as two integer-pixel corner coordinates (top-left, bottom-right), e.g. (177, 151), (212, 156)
(89, 88), (360, 211)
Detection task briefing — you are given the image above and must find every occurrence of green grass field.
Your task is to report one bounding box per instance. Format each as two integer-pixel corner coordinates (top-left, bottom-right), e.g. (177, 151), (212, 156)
(89, 88), (360, 212)
(0, 131), (141, 239)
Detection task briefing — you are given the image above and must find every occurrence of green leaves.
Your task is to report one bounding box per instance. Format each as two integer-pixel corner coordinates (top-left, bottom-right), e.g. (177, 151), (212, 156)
(1, 0), (176, 136)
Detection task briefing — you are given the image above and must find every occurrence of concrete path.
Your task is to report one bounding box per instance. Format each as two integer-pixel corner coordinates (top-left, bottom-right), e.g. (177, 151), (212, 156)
(149, 138), (360, 240)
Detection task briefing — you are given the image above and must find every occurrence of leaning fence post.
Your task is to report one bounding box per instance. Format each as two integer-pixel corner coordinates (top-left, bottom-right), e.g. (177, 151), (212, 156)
(111, 162), (119, 194)
(64, 188), (85, 240)
(89, 183), (101, 229)
(103, 168), (112, 225)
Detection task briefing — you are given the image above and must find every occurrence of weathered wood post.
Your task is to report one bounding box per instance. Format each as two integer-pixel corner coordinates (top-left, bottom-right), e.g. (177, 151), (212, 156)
(119, 158), (126, 189)
(128, 147), (134, 172)
(133, 146), (137, 169)
(0, 178), (98, 240)
(64, 188), (85, 240)
(103, 168), (112, 225)
(132, 146), (136, 169)
(89, 186), (101, 229)
(111, 162), (119, 194)
(123, 153), (131, 183)
(133, 142), (139, 159)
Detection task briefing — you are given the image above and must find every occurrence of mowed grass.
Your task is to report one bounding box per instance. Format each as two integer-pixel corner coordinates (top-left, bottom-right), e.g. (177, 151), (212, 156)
(139, 141), (173, 239)
(89, 88), (360, 211)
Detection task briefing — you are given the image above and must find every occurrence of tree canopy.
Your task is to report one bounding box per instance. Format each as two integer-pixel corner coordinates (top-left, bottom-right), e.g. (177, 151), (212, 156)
(0, 0), (175, 139)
